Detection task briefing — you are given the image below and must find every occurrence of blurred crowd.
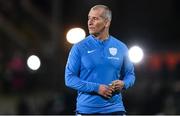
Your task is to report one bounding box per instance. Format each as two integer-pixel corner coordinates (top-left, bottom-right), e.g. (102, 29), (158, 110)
(124, 58), (180, 115)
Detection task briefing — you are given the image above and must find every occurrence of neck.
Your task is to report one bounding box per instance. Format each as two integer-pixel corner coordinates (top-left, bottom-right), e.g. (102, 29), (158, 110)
(94, 30), (109, 41)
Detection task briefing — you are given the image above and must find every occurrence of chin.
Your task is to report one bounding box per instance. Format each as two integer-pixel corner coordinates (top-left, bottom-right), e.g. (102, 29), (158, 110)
(89, 31), (96, 35)
(89, 32), (93, 35)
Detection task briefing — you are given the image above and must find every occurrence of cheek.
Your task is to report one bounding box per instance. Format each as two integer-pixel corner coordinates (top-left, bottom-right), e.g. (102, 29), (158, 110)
(95, 22), (105, 30)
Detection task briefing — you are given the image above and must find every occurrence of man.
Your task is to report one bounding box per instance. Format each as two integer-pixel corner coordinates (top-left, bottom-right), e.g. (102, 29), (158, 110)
(65, 5), (135, 115)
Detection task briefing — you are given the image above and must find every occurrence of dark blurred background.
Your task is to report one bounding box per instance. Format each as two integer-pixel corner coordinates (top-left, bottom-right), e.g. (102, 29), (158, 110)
(0, 0), (179, 115)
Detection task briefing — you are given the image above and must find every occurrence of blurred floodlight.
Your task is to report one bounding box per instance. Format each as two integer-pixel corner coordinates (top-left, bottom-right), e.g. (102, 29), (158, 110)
(27, 55), (41, 71)
(128, 46), (144, 63)
(66, 27), (86, 44)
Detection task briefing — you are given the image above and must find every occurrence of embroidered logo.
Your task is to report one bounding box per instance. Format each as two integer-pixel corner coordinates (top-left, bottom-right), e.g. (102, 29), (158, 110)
(87, 50), (96, 53)
(109, 47), (117, 56)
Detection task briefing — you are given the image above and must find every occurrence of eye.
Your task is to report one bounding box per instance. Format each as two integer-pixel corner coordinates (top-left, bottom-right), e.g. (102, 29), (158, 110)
(88, 16), (99, 21)
(93, 17), (98, 20)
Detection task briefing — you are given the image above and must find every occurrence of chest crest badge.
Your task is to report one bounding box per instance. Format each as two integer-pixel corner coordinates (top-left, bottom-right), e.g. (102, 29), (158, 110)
(109, 47), (117, 56)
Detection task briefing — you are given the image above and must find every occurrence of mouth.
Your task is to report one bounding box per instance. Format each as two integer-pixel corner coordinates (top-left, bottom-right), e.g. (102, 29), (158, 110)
(88, 27), (95, 30)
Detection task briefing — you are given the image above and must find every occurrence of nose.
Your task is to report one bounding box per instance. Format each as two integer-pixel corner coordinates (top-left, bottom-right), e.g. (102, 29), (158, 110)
(88, 19), (93, 26)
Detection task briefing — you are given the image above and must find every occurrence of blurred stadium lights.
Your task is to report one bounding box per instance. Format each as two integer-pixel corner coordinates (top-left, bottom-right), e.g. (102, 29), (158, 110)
(27, 55), (41, 71)
(66, 27), (86, 44)
(129, 45), (144, 64)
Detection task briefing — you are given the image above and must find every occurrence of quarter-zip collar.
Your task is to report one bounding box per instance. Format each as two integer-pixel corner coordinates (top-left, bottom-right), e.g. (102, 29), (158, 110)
(90, 34), (111, 46)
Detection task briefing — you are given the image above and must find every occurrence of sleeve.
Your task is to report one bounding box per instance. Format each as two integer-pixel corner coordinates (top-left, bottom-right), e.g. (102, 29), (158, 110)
(65, 44), (99, 93)
(121, 46), (136, 89)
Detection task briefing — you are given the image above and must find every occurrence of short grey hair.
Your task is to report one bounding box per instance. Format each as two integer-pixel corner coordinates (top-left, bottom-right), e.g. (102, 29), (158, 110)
(91, 5), (112, 21)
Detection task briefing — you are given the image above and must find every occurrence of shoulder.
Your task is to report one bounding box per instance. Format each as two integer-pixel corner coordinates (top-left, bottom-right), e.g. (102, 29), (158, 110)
(70, 35), (92, 53)
(110, 35), (128, 50)
(73, 35), (91, 47)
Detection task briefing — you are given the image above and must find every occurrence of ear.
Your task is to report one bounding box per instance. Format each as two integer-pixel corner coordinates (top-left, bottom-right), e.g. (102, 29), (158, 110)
(105, 20), (111, 28)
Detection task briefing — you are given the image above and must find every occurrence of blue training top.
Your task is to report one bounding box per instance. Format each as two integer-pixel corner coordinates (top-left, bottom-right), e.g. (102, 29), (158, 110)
(65, 35), (135, 114)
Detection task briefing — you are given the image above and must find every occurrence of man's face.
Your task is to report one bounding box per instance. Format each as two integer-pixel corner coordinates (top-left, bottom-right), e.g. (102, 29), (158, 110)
(88, 8), (107, 36)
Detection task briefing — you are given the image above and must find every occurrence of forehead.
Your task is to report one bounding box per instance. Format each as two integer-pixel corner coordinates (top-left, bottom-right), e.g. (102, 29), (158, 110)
(88, 8), (105, 17)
